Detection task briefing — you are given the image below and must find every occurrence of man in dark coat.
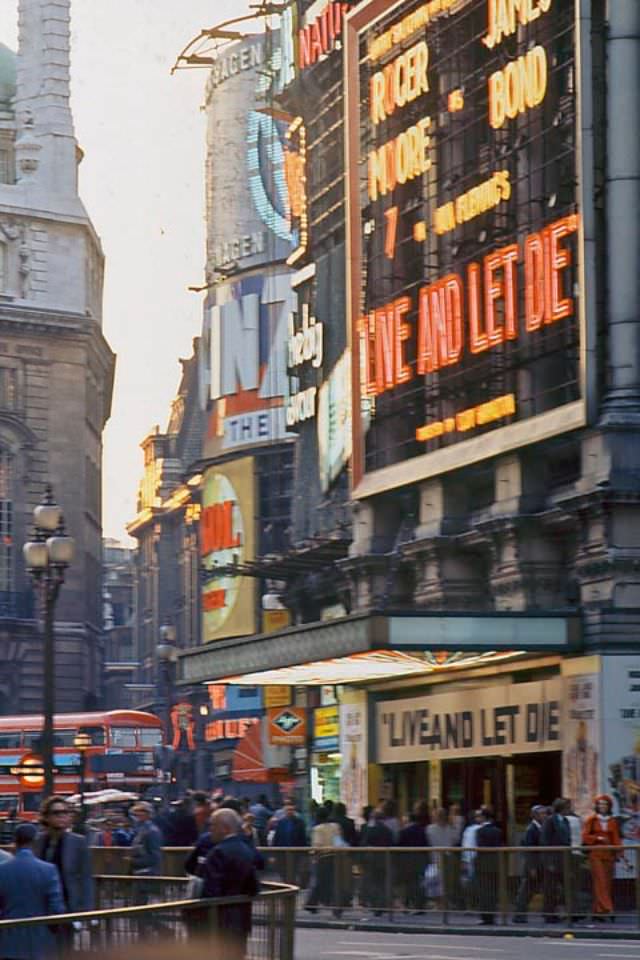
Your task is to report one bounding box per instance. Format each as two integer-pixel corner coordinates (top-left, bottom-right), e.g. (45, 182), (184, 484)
(360, 808), (394, 915)
(513, 804), (547, 922)
(475, 806), (503, 925)
(398, 801), (431, 911)
(201, 809), (259, 960)
(540, 797), (571, 922)
(272, 799), (307, 847)
(34, 793), (94, 953)
(34, 797), (94, 914)
(164, 798), (198, 847)
(272, 799), (308, 887)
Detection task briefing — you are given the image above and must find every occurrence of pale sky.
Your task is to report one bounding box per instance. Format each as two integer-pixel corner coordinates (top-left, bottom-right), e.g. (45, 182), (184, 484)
(0, 0), (254, 542)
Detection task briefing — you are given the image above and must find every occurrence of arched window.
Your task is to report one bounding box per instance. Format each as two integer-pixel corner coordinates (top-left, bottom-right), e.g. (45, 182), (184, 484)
(0, 449), (13, 593)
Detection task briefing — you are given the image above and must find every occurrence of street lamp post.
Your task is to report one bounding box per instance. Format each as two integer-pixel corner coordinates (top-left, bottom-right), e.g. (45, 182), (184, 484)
(23, 486), (75, 799)
(73, 731), (91, 831)
(156, 624), (176, 804)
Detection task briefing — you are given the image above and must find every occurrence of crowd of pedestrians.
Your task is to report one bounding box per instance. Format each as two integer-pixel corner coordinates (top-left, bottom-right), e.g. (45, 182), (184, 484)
(263, 792), (626, 925)
(0, 787), (629, 957)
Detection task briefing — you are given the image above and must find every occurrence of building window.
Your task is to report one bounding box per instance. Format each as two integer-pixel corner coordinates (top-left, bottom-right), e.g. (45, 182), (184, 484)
(0, 450), (13, 592)
(0, 147), (14, 186)
(0, 366), (18, 411)
(0, 243), (6, 294)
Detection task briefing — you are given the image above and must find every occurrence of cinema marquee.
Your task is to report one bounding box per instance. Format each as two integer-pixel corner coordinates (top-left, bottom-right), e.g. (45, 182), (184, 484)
(344, 0), (594, 497)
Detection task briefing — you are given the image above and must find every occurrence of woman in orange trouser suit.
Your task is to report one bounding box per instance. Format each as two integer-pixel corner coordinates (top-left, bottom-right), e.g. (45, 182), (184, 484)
(582, 794), (621, 920)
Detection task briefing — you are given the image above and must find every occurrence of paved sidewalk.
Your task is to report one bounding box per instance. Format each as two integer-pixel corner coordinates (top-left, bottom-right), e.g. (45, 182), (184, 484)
(295, 907), (640, 940)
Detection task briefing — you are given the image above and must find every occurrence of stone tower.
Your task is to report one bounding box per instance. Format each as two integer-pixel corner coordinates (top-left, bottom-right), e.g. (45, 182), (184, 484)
(0, 0), (115, 714)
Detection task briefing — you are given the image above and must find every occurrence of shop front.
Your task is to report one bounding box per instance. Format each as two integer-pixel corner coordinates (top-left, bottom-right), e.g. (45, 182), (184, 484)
(177, 610), (586, 827)
(311, 705), (341, 803)
(374, 672), (564, 836)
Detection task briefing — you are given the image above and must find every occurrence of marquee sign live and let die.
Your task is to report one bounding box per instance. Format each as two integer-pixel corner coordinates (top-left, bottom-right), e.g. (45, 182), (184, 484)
(345, 0), (587, 491)
(377, 676), (561, 763)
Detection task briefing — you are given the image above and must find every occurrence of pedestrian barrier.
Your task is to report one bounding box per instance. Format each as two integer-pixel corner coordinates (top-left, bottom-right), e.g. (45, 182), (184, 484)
(0, 878), (297, 959)
(261, 845), (640, 929)
(7, 843), (640, 932)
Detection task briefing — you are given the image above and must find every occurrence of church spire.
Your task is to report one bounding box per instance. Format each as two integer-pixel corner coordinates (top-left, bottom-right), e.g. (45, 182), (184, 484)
(15, 0), (78, 195)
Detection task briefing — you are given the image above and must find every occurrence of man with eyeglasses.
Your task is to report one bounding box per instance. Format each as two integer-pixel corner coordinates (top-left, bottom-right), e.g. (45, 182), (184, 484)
(34, 797), (94, 917)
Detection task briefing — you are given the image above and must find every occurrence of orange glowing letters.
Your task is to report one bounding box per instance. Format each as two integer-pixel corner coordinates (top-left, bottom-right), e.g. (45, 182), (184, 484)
(360, 214), (579, 397)
(417, 275), (463, 375)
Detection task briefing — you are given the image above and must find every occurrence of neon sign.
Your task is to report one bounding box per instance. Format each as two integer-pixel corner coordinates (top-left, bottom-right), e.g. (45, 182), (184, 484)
(298, 2), (352, 71)
(345, 0), (586, 492)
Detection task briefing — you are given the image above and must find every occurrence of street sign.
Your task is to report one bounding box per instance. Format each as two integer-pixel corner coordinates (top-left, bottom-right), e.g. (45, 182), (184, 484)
(90, 753), (143, 774)
(9, 754), (52, 788)
(267, 706), (307, 745)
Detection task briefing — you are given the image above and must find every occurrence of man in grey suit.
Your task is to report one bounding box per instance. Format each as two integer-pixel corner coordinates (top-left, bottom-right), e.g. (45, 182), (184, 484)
(130, 802), (163, 875)
(34, 797), (94, 913)
(0, 822), (65, 960)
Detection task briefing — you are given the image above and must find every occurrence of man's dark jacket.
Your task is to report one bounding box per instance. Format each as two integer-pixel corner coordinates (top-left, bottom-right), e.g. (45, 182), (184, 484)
(521, 819), (543, 872)
(273, 815), (307, 847)
(164, 809), (198, 847)
(360, 821), (393, 847)
(186, 830), (264, 875)
(475, 820), (503, 873)
(201, 834), (259, 934)
(540, 814), (571, 847)
(34, 830), (94, 911)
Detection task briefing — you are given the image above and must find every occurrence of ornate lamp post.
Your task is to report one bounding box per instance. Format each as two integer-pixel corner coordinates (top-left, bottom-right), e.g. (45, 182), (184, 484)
(23, 486), (75, 798)
(156, 624), (177, 803)
(73, 731), (91, 830)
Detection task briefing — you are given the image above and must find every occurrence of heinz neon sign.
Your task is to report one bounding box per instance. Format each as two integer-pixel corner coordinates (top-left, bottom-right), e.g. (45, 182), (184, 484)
(345, 0), (587, 490)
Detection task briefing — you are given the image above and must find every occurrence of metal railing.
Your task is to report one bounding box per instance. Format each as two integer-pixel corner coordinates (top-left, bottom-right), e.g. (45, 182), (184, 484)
(260, 845), (640, 928)
(0, 877), (297, 959)
(6, 843), (638, 934)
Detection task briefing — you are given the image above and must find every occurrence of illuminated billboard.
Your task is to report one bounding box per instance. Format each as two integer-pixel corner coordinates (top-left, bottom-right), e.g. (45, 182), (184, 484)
(201, 458), (256, 642)
(204, 271), (296, 458)
(345, 0), (590, 496)
(205, 33), (298, 275)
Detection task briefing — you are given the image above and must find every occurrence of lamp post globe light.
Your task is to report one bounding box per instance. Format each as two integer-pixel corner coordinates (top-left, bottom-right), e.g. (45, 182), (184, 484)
(73, 731), (92, 830)
(156, 624), (176, 802)
(22, 486), (75, 799)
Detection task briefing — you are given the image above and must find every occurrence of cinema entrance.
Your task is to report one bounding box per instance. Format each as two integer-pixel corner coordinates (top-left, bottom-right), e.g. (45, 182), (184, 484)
(441, 751), (562, 831)
(374, 671), (564, 838)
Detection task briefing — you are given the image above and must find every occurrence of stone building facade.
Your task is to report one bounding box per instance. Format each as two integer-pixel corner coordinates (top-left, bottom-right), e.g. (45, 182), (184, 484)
(0, 0), (114, 713)
(178, 1), (640, 826)
(128, 345), (203, 694)
(102, 538), (136, 710)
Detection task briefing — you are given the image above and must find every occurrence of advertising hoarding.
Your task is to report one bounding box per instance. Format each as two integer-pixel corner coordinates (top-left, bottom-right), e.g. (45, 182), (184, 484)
(267, 705), (308, 745)
(201, 458), (256, 642)
(204, 271), (296, 458)
(313, 705), (340, 750)
(561, 670), (600, 819)
(264, 686), (292, 708)
(376, 677), (562, 764)
(601, 657), (640, 875)
(340, 693), (368, 820)
(345, 0), (589, 497)
(205, 33), (298, 274)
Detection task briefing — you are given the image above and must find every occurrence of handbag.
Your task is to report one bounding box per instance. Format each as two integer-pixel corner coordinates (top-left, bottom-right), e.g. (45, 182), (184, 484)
(186, 874), (204, 899)
(423, 861), (442, 899)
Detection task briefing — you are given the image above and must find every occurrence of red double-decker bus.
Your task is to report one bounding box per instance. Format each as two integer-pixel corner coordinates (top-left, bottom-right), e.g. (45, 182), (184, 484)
(0, 710), (164, 819)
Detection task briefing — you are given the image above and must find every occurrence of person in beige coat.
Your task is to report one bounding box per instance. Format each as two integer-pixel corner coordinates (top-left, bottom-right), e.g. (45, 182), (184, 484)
(305, 807), (342, 914)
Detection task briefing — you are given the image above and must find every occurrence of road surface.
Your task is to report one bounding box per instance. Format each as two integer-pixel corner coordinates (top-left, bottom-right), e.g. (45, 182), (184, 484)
(296, 928), (640, 959)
